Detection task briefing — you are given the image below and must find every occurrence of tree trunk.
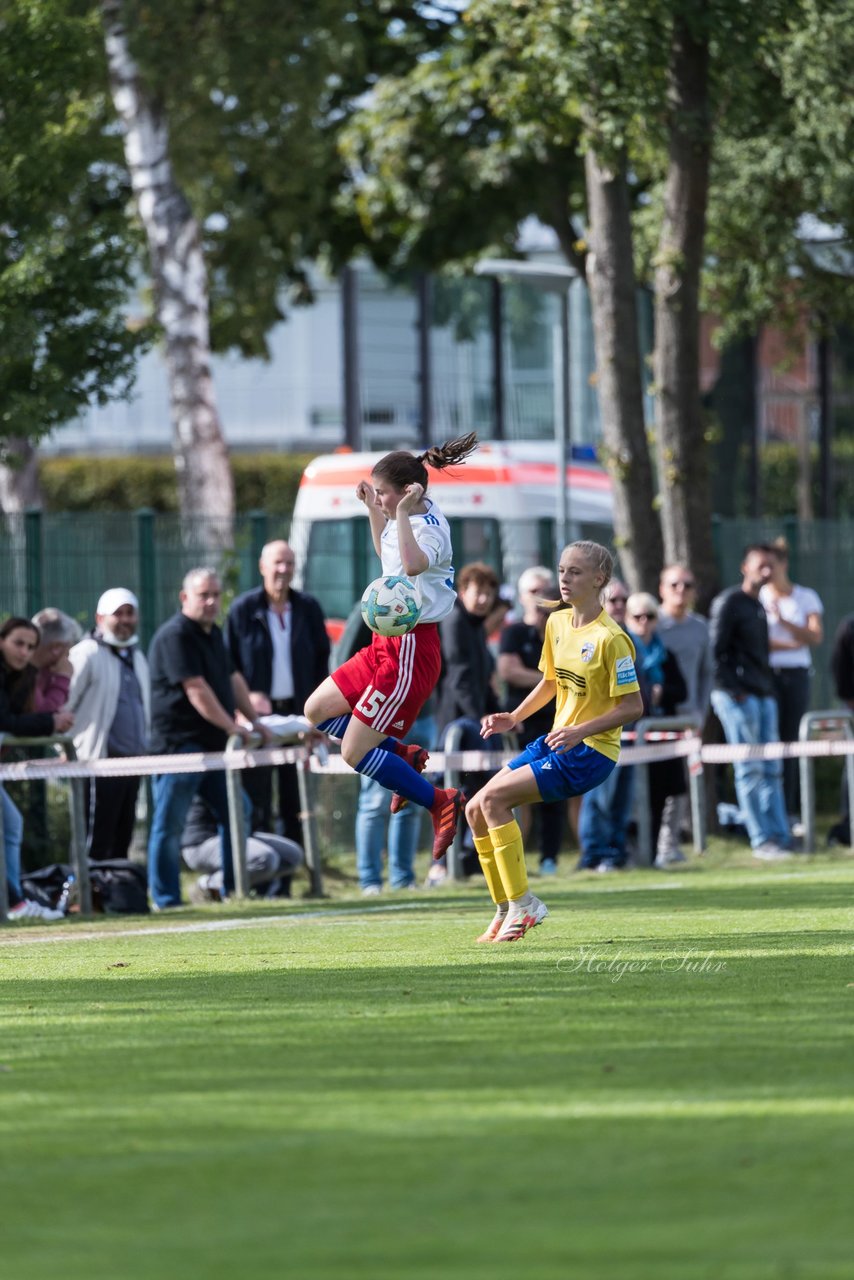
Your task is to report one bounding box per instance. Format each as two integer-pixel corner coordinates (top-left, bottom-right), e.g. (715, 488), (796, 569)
(0, 439), (43, 513)
(100, 0), (235, 528)
(584, 148), (663, 591)
(653, 12), (717, 598)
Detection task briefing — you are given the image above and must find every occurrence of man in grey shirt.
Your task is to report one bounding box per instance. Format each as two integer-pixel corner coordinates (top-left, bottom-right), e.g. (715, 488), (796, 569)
(655, 564), (712, 865)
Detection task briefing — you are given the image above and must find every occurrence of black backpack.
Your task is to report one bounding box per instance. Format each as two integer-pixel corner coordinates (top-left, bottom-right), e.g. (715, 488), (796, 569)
(21, 860), (150, 915)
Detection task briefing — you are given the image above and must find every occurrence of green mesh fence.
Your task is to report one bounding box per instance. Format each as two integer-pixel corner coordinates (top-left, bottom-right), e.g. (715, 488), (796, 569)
(1, 510), (850, 711)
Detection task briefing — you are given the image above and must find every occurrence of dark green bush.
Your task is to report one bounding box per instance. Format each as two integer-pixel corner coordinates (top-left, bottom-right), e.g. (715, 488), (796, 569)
(39, 452), (313, 514)
(761, 439), (854, 516)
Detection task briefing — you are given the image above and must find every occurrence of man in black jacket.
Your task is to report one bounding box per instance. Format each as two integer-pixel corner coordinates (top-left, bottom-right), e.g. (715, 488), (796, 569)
(709, 544), (791, 860)
(225, 540), (330, 842)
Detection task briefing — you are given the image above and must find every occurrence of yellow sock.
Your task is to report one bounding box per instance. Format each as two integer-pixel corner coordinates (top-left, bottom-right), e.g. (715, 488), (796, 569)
(474, 833), (507, 906)
(489, 819), (528, 900)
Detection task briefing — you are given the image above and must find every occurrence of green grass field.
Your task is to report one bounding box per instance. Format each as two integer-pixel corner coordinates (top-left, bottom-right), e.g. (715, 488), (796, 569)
(2, 851), (853, 1279)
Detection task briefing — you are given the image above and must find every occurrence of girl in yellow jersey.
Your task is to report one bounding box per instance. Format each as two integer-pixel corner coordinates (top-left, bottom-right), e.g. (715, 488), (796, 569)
(465, 541), (643, 942)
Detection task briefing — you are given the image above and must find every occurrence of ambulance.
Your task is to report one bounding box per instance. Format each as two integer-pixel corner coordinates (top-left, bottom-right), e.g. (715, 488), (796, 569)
(290, 439), (614, 635)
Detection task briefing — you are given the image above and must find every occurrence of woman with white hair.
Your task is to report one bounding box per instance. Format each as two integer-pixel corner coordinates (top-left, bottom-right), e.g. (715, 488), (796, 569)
(30, 608), (82, 713)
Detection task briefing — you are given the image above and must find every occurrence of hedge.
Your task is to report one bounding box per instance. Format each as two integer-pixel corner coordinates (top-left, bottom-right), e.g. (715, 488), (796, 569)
(39, 452), (314, 513)
(37, 439), (854, 516)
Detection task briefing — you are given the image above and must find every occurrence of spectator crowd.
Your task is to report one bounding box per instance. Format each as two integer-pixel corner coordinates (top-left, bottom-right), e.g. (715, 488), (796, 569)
(2, 533), (850, 919)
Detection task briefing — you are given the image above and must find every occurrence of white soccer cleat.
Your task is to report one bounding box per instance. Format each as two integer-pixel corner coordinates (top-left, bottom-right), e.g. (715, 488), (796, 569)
(492, 895), (549, 943)
(476, 908), (507, 943)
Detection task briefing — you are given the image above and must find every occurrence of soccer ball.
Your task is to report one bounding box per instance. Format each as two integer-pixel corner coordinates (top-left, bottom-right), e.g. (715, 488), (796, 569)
(360, 575), (422, 637)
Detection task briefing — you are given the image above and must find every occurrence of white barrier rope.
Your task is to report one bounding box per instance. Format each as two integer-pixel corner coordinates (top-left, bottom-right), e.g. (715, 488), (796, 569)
(1, 732), (852, 783)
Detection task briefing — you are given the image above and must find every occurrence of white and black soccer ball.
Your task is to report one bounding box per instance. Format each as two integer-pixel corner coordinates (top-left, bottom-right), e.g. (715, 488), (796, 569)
(360, 575), (422, 637)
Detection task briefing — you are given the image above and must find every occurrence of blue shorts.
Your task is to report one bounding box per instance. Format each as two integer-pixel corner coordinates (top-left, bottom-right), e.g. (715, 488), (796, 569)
(508, 736), (615, 804)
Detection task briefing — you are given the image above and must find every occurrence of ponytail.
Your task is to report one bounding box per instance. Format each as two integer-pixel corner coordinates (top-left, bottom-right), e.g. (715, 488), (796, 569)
(371, 432), (479, 493)
(419, 431), (479, 472)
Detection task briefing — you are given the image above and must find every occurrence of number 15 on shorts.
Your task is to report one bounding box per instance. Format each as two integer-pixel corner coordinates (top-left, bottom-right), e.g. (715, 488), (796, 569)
(355, 686), (386, 721)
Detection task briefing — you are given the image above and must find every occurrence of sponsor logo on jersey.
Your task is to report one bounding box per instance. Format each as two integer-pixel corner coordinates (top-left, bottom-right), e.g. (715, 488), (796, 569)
(392, 720), (405, 729)
(615, 655), (637, 686)
(555, 667), (586, 693)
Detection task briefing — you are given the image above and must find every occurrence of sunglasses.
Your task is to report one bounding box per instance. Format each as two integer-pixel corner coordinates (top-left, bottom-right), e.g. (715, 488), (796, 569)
(609, 596), (628, 604)
(666, 580), (695, 590)
(630, 612), (657, 621)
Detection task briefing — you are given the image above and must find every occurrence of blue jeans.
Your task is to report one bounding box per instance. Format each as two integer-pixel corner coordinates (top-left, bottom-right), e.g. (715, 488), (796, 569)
(1, 784), (24, 903)
(710, 691), (791, 850)
(148, 746), (250, 908)
(577, 763), (635, 868)
(355, 714), (435, 890)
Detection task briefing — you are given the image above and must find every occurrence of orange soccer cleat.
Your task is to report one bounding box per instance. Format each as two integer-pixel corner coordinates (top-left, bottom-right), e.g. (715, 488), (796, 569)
(389, 743), (430, 814)
(429, 787), (465, 861)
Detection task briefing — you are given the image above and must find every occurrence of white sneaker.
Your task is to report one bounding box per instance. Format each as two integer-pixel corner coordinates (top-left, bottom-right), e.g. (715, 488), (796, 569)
(361, 884), (382, 897)
(655, 849), (688, 868)
(423, 863), (448, 888)
(8, 898), (64, 922)
(493, 895), (549, 942)
(753, 842), (793, 861)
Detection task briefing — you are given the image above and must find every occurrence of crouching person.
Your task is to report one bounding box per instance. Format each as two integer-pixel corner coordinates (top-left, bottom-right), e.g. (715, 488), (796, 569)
(182, 795), (303, 902)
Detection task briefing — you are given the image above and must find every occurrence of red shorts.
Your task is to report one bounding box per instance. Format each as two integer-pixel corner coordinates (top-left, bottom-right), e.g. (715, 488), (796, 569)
(332, 623), (441, 739)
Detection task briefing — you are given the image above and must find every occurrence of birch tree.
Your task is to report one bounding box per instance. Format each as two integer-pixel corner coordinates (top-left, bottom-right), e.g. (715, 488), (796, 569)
(100, 0), (234, 525)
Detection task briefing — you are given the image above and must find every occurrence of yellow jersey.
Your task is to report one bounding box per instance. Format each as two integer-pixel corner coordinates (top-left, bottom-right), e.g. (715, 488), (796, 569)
(539, 608), (640, 762)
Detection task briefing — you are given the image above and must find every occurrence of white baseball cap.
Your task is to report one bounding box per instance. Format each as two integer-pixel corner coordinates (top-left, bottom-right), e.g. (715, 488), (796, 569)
(96, 588), (139, 617)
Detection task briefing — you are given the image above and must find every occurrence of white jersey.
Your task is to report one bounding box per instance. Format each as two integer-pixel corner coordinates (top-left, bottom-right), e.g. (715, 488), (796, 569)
(380, 497), (456, 623)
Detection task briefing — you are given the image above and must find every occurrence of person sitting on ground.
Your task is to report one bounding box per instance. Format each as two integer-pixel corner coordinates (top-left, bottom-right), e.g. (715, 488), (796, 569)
(181, 794), (304, 902)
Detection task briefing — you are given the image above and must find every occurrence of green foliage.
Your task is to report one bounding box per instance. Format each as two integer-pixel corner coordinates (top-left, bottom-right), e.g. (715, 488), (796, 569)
(0, 0), (150, 452)
(702, 0), (854, 340)
(120, 0), (459, 357)
(38, 452), (312, 513)
(338, 21), (587, 274)
(761, 439), (854, 517)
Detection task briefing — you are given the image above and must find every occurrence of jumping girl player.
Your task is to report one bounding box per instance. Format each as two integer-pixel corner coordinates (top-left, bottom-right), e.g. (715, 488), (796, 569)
(466, 541), (643, 942)
(304, 433), (479, 861)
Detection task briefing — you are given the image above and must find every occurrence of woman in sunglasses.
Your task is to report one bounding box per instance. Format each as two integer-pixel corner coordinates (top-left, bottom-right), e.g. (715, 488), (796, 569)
(626, 593), (687, 859)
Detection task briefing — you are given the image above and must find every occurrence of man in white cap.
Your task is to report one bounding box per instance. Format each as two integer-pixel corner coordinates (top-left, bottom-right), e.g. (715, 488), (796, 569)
(68, 588), (150, 861)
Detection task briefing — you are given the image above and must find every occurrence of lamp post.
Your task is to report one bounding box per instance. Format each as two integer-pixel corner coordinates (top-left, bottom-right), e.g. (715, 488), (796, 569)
(473, 258), (577, 558)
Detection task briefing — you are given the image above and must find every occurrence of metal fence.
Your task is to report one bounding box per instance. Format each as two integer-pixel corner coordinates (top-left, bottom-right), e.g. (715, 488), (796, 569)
(1, 509), (851, 710)
(0, 509), (289, 648)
